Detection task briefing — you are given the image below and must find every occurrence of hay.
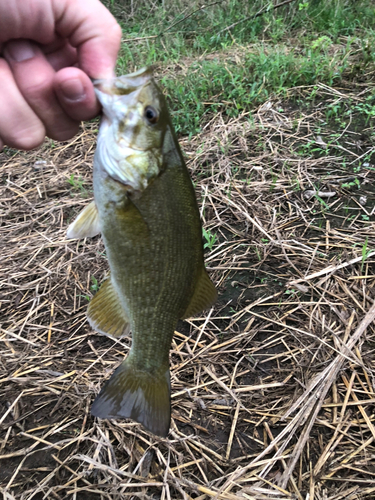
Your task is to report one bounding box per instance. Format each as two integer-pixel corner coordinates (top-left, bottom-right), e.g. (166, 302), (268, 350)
(1, 81), (375, 499)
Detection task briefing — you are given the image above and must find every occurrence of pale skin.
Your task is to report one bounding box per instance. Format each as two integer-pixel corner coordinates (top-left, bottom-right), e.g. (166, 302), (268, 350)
(0, 0), (122, 150)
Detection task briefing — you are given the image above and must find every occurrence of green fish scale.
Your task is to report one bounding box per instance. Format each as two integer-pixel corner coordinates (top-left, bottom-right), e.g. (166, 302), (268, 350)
(96, 134), (203, 374)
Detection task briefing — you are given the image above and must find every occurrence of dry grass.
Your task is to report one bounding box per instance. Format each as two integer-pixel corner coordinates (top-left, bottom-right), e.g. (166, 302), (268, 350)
(1, 80), (375, 500)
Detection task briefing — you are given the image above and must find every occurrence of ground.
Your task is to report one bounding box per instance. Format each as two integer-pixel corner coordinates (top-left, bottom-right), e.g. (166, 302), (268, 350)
(2, 2), (375, 498)
(1, 76), (375, 499)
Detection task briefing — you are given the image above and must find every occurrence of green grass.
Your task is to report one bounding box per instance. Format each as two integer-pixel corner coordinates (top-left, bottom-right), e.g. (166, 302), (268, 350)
(67, 174), (91, 197)
(202, 228), (217, 251)
(67, 174), (84, 190)
(360, 237), (373, 272)
(102, 0), (375, 136)
(166, 47), (349, 135)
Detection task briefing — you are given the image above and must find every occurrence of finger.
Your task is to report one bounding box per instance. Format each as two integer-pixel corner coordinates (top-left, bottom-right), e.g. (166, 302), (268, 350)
(3, 39), (79, 142)
(0, 58), (45, 150)
(43, 39), (78, 72)
(0, 0), (121, 78)
(52, 0), (122, 78)
(0, 1), (55, 45)
(54, 67), (100, 121)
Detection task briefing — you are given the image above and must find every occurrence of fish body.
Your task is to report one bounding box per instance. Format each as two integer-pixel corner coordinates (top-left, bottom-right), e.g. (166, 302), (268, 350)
(67, 68), (216, 437)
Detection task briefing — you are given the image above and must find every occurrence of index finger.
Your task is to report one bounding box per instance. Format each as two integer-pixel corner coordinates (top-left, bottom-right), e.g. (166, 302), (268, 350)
(53, 0), (122, 79)
(0, 0), (121, 79)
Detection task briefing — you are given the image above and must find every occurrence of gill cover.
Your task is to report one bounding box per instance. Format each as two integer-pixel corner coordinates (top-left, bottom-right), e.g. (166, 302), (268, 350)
(93, 68), (167, 191)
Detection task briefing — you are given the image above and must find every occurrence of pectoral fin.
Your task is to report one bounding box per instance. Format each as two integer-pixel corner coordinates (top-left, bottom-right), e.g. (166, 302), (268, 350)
(67, 200), (101, 239)
(182, 268), (217, 319)
(88, 278), (130, 338)
(91, 358), (171, 437)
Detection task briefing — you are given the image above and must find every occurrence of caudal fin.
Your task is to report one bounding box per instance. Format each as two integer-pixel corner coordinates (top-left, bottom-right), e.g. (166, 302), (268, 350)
(91, 358), (171, 437)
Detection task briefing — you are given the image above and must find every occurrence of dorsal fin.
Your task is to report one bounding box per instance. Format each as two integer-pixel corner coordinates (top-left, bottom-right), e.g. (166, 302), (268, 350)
(67, 201), (101, 239)
(182, 268), (217, 319)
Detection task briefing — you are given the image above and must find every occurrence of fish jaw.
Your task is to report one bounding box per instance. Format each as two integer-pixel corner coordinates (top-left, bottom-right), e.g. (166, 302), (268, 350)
(93, 67), (153, 97)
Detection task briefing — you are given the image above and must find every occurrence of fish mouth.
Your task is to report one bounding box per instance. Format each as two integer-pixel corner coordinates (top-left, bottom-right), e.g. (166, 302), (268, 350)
(93, 67), (154, 125)
(92, 67), (153, 96)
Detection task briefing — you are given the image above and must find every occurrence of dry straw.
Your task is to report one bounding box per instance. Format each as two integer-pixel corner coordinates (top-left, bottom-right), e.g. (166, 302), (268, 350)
(1, 79), (375, 499)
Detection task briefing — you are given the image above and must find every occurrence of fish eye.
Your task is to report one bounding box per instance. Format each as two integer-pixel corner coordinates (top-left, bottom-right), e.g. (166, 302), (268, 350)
(144, 106), (159, 124)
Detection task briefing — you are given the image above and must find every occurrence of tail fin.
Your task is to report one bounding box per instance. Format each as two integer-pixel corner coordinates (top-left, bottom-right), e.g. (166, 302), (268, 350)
(91, 358), (171, 437)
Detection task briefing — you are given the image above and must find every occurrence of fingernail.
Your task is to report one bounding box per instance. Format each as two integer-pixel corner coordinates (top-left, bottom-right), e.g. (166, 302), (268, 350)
(5, 39), (36, 62)
(60, 79), (86, 102)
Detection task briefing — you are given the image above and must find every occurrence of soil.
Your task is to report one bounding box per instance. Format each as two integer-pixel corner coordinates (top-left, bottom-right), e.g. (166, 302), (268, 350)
(1, 83), (375, 499)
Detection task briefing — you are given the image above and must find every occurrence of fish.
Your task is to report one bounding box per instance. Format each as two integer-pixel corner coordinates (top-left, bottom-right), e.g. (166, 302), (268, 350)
(67, 68), (217, 437)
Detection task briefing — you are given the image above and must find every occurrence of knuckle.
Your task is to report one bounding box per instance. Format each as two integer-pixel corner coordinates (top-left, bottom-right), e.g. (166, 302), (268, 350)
(112, 22), (123, 44)
(22, 78), (52, 102)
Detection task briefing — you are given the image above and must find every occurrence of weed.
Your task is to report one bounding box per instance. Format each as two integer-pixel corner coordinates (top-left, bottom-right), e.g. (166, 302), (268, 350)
(68, 174), (84, 191)
(351, 94), (375, 125)
(90, 276), (99, 292)
(284, 288), (298, 296)
(342, 178), (360, 189)
(202, 228), (217, 250)
(343, 206), (355, 216)
(311, 35), (333, 52)
(314, 192), (330, 212)
(78, 294), (91, 301)
(270, 170), (278, 191)
(292, 177), (301, 191)
(361, 237), (372, 272)
(68, 174), (90, 197)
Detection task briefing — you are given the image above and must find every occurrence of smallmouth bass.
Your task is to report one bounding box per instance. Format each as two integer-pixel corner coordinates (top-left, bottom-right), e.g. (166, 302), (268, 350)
(67, 68), (217, 437)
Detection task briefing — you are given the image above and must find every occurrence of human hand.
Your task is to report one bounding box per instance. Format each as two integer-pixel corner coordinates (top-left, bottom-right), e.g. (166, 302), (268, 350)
(0, 0), (122, 150)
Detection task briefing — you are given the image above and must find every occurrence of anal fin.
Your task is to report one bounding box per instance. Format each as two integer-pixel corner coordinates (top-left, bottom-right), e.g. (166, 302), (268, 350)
(67, 200), (101, 239)
(182, 267), (217, 319)
(88, 278), (130, 338)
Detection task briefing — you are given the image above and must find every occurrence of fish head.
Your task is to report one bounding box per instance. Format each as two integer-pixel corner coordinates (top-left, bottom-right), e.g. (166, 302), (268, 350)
(94, 68), (168, 192)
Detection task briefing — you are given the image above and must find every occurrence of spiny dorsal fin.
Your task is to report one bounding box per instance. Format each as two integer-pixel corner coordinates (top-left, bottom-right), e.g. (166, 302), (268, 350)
(91, 358), (170, 437)
(67, 200), (101, 239)
(182, 268), (217, 319)
(88, 278), (130, 338)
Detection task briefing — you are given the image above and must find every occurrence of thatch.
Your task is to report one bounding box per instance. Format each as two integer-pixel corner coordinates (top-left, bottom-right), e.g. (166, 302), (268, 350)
(1, 80), (375, 499)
